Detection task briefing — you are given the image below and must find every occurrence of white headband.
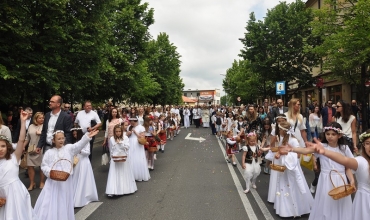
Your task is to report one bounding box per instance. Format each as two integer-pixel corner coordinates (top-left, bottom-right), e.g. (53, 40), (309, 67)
(52, 130), (65, 136)
(70, 127), (82, 131)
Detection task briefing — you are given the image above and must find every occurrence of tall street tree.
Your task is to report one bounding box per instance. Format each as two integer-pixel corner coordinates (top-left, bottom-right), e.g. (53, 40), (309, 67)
(239, 0), (318, 99)
(310, 0), (370, 130)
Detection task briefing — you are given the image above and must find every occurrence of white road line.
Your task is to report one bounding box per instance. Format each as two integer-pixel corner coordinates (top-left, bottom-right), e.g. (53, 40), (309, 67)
(75, 202), (103, 220)
(217, 139), (258, 220)
(235, 158), (275, 220)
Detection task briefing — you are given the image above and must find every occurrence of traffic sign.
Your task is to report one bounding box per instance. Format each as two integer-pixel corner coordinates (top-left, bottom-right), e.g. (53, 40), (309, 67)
(276, 81), (286, 95)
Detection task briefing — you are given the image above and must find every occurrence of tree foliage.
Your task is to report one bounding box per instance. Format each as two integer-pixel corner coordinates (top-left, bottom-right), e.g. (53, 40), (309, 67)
(0, 0), (184, 110)
(309, 0), (370, 130)
(238, 0), (318, 99)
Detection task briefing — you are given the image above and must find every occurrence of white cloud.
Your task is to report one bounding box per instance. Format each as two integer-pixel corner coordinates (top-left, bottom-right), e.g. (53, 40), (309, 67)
(146, 0), (297, 94)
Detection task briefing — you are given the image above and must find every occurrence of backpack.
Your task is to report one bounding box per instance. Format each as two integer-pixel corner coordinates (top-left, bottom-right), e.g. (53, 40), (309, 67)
(216, 117), (221, 125)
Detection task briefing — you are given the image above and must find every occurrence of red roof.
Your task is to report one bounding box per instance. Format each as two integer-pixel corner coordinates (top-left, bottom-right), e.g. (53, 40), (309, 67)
(182, 96), (197, 103)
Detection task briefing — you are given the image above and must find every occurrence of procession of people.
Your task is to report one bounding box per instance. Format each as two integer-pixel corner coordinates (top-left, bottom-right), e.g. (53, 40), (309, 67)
(0, 96), (369, 220)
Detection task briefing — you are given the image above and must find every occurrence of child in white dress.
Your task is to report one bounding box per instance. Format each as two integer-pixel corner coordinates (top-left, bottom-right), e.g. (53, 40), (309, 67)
(281, 122), (354, 220)
(273, 121), (313, 217)
(34, 129), (99, 220)
(242, 132), (262, 193)
(309, 129), (370, 220)
(0, 111), (37, 220)
(106, 123), (137, 196)
(72, 126), (98, 207)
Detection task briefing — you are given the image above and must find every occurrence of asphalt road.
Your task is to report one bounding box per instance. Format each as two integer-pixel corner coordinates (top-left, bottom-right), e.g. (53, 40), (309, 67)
(20, 126), (315, 220)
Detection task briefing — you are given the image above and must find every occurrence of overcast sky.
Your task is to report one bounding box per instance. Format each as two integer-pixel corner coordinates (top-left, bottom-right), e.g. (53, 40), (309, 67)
(146, 0), (297, 94)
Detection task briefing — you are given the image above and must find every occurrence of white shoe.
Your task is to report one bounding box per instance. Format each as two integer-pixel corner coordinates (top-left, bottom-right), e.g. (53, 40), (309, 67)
(310, 184), (316, 194)
(252, 184), (257, 189)
(243, 189), (250, 194)
(154, 154), (157, 160)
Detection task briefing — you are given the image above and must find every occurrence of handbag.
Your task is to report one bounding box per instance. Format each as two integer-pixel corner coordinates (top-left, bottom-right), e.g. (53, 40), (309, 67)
(300, 154), (314, 170)
(101, 143), (110, 165)
(20, 152), (27, 169)
(73, 156), (79, 168)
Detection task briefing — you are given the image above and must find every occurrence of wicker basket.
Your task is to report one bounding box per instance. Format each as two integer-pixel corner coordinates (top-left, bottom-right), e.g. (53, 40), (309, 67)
(0, 198), (6, 207)
(148, 146), (158, 152)
(270, 161), (286, 172)
(328, 170), (356, 200)
(50, 159), (72, 181)
(159, 129), (166, 134)
(270, 147), (279, 152)
(112, 155), (127, 162)
(138, 136), (147, 145)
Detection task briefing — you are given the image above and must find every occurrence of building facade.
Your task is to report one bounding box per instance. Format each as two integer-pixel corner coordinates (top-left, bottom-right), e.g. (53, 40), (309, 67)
(182, 89), (221, 106)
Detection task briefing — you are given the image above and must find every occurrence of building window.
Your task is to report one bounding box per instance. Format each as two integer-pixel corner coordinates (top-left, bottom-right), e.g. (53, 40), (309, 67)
(183, 93), (187, 97)
(328, 85), (342, 103)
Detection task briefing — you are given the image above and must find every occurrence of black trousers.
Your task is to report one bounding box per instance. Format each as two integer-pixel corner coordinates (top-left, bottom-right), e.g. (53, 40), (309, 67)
(194, 118), (200, 128)
(88, 136), (95, 161)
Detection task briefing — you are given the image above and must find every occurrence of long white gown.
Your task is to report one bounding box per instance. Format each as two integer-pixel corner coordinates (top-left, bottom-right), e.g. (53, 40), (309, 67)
(202, 110), (210, 127)
(183, 109), (190, 128)
(34, 134), (92, 220)
(274, 136), (313, 217)
(72, 142), (98, 207)
(106, 134), (137, 195)
(0, 153), (37, 220)
(353, 156), (370, 220)
(128, 125), (150, 181)
(309, 144), (354, 220)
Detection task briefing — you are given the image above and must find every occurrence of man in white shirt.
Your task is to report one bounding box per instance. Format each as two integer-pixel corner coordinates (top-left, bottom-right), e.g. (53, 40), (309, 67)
(192, 105), (202, 128)
(37, 95), (73, 153)
(75, 101), (102, 161)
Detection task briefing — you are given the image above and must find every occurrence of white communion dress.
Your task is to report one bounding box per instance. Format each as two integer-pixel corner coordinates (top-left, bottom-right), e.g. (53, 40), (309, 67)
(309, 144), (354, 220)
(352, 156), (370, 220)
(274, 136), (313, 217)
(106, 134), (137, 195)
(72, 142), (98, 207)
(128, 125), (150, 181)
(34, 134), (92, 220)
(0, 153), (38, 220)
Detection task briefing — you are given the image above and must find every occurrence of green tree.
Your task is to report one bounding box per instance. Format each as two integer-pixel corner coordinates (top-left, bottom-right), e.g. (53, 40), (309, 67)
(146, 33), (184, 106)
(239, 0), (318, 98)
(310, 0), (370, 130)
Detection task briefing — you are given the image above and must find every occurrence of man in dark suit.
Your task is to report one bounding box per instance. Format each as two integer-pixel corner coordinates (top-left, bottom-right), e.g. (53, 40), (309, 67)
(321, 100), (336, 127)
(272, 99), (288, 122)
(37, 95), (73, 153)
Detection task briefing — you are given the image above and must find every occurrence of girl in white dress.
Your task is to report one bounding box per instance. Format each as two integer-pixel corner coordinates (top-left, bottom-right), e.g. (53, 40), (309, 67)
(106, 123), (137, 196)
(71, 126), (98, 207)
(264, 114), (287, 203)
(127, 115), (150, 181)
(34, 129), (98, 220)
(241, 133), (262, 193)
(308, 130), (370, 220)
(281, 122), (354, 220)
(273, 121), (313, 218)
(0, 111), (37, 220)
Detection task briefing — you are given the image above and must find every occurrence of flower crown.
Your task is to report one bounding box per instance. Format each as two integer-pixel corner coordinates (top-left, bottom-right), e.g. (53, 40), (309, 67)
(70, 127), (82, 131)
(52, 130), (65, 136)
(0, 135), (11, 144)
(275, 116), (287, 120)
(324, 126), (342, 134)
(246, 132), (256, 137)
(359, 132), (370, 143)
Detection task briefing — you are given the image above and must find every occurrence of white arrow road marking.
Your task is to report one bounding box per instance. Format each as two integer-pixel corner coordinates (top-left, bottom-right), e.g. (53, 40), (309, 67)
(185, 133), (206, 142)
(75, 202), (103, 220)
